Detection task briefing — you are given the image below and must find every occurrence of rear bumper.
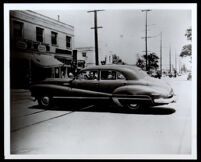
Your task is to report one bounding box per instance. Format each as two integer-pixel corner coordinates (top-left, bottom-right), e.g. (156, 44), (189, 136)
(153, 95), (176, 104)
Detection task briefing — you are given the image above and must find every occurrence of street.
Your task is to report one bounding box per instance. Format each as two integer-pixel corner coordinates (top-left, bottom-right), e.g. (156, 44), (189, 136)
(10, 77), (192, 157)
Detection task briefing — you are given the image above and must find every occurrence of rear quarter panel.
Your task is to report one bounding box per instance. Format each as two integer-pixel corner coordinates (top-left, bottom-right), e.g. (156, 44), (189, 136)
(113, 85), (158, 96)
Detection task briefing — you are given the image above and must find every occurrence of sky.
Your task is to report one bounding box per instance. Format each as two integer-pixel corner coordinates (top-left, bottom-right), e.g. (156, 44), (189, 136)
(34, 6), (192, 69)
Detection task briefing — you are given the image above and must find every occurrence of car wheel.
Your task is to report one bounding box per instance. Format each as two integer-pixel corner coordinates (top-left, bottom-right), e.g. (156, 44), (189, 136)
(124, 103), (144, 113)
(38, 96), (52, 108)
(127, 103), (141, 110)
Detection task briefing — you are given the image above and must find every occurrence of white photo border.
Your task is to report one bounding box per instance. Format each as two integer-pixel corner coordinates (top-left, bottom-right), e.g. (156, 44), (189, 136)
(4, 3), (197, 159)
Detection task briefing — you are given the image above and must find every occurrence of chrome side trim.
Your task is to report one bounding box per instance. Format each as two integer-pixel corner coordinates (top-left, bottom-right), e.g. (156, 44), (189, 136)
(112, 95), (154, 105)
(52, 96), (111, 99)
(112, 98), (124, 107)
(113, 97), (151, 101)
(154, 96), (177, 104)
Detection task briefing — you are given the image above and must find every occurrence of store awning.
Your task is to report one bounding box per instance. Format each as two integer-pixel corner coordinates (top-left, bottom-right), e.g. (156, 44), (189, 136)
(54, 54), (73, 60)
(11, 51), (64, 68)
(32, 54), (64, 68)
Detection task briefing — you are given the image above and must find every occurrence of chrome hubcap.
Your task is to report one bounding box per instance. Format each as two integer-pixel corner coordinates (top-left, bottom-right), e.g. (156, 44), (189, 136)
(128, 104), (140, 110)
(41, 96), (50, 106)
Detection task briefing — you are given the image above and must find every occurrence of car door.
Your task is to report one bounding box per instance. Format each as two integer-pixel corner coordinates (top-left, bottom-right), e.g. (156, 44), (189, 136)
(99, 70), (127, 93)
(71, 70), (99, 92)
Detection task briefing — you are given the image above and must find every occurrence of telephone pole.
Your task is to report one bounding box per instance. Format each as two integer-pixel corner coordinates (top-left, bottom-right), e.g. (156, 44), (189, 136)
(88, 10), (104, 65)
(142, 9), (151, 71)
(175, 51), (177, 77)
(160, 32), (162, 74)
(169, 46), (172, 73)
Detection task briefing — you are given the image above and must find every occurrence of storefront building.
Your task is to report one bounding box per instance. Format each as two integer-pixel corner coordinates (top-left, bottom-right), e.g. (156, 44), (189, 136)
(75, 47), (95, 70)
(10, 10), (74, 88)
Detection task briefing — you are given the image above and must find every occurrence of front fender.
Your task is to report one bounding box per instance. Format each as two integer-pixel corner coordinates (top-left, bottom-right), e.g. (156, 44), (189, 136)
(30, 84), (72, 97)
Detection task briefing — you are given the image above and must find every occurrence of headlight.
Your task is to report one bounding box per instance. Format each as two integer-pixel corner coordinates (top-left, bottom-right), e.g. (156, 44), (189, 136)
(169, 88), (175, 96)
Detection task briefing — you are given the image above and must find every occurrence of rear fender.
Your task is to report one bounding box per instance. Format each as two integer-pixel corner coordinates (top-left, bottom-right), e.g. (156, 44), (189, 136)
(112, 85), (155, 107)
(113, 85), (157, 96)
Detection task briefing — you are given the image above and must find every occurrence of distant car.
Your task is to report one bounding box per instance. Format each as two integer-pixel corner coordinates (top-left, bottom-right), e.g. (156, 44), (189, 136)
(168, 73), (173, 78)
(187, 72), (192, 80)
(150, 71), (161, 79)
(30, 65), (176, 112)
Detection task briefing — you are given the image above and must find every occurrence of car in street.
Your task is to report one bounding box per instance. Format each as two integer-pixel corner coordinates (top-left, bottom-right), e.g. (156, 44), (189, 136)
(30, 65), (176, 112)
(187, 72), (192, 80)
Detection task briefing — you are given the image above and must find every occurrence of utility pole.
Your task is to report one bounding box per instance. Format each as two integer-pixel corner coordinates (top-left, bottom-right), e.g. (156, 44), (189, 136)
(142, 9), (151, 71)
(160, 32), (162, 74)
(175, 51), (177, 76)
(88, 10), (104, 65)
(169, 46), (171, 73)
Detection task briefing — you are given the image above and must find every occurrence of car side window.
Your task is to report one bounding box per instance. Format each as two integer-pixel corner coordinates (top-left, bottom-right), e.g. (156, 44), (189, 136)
(101, 70), (116, 80)
(77, 70), (98, 80)
(116, 71), (126, 80)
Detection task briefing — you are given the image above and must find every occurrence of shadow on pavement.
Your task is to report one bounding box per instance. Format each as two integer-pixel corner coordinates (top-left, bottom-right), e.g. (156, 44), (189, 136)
(29, 100), (176, 115)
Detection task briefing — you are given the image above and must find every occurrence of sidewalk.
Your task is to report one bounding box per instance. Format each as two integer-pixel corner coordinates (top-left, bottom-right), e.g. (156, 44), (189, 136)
(10, 89), (33, 103)
(161, 75), (188, 82)
(11, 89), (30, 93)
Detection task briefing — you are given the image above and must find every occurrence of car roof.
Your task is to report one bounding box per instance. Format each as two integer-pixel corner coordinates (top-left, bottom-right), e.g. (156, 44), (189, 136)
(80, 64), (146, 80)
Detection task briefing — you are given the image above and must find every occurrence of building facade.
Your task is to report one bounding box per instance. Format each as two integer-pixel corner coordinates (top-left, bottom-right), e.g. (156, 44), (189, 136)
(10, 10), (74, 88)
(75, 47), (95, 70)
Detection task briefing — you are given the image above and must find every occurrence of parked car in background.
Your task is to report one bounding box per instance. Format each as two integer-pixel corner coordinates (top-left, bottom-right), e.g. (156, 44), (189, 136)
(187, 72), (192, 80)
(150, 70), (161, 79)
(30, 65), (176, 112)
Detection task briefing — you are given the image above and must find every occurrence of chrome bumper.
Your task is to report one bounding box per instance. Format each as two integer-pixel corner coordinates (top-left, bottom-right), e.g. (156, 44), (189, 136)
(154, 95), (176, 104)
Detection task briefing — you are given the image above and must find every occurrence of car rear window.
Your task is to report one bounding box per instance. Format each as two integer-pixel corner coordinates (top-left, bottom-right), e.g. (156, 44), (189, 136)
(124, 66), (149, 79)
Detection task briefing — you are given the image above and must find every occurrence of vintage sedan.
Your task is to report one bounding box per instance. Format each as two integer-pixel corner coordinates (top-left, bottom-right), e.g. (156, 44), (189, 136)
(30, 65), (176, 111)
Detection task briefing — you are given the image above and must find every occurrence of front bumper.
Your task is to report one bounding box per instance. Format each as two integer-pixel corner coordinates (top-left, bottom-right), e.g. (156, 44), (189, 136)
(153, 95), (176, 104)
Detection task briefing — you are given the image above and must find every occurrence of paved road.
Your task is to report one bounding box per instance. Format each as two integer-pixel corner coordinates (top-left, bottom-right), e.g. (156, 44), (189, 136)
(9, 79), (193, 158)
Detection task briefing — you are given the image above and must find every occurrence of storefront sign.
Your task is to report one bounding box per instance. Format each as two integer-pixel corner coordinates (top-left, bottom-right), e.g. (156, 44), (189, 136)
(16, 40), (27, 50)
(38, 44), (47, 53)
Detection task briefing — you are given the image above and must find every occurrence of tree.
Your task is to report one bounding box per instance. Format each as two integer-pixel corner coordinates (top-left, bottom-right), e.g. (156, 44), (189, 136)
(185, 28), (192, 41)
(136, 58), (146, 70)
(180, 27), (192, 57)
(136, 52), (159, 71)
(180, 44), (192, 57)
(112, 54), (125, 65)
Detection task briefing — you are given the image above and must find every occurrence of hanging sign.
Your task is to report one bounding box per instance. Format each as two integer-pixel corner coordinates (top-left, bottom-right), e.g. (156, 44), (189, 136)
(38, 44), (47, 53)
(16, 40), (27, 50)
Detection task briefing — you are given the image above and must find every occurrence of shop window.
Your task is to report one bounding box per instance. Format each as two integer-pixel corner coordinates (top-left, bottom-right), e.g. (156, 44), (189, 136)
(36, 27), (44, 42)
(66, 36), (71, 48)
(13, 21), (23, 39)
(51, 31), (57, 45)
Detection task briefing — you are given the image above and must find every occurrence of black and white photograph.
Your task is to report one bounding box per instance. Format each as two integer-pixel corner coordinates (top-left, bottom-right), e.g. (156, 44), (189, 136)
(4, 3), (197, 159)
